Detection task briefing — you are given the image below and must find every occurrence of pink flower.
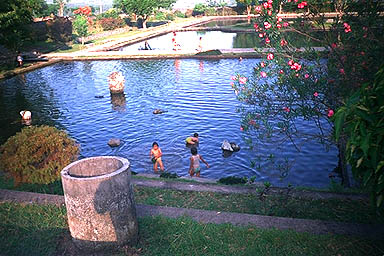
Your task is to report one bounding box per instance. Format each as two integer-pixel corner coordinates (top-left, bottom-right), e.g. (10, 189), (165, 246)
(264, 22), (271, 29)
(239, 77), (247, 84)
(313, 92), (318, 97)
(288, 59), (294, 66)
(265, 37), (270, 44)
(267, 53), (274, 60)
(331, 43), (337, 49)
(283, 22), (289, 27)
(267, 10), (272, 16)
(260, 71), (267, 77)
(277, 17), (283, 22)
(260, 62), (266, 67)
(327, 109), (334, 117)
(267, 0), (273, 3)
(343, 23), (351, 33)
(259, 33), (264, 38)
(230, 82), (234, 87)
(231, 76), (237, 80)
(298, 3), (304, 8)
(304, 74), (309, 79)
(283, 107), (290, 113)
(339, 68), (345, 75)
(253, 23), (259, 29)
(279, 70), (284, 74)
(280, 39), (288, 46)
(302, 1), (307, 6)
(255, 6), (262, 12)
(240, 126), (244, 131)
(263, 2), (268, 8)
(276, 23), (282, 29)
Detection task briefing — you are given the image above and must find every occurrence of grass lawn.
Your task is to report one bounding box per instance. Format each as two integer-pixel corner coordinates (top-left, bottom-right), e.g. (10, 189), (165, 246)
(0, 202), (383, 256)
(0, 175), (382, 224)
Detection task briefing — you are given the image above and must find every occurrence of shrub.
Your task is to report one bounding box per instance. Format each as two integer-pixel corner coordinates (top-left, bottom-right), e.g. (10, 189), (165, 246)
(0, 126), (79, 185)
(96, 8), (120, 19)
(97, 17), (125, 31)
(166, 13), (174, 21)
(155, 11), (166, 21)
(218, 176), (248, 185)
(174, 10), (186, 18)
(160, 172), (179, 179)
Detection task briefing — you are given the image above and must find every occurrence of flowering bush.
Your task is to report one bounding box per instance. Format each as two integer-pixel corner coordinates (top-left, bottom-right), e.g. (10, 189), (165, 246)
(0, 126), (79, 185)
(232, 1), (384, 192)
(97, 17), (125, 31)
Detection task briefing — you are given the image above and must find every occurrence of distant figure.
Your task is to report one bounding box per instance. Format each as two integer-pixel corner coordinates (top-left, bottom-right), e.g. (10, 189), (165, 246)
(150, 142), (164, 172)
(197, 36), (203, 52)
(186, 133), (199, 145)
(189, 147), (209, 177)
(16, 52), (23, 67)
(144, 41), (152, 50)
(239, 57), (243, 62)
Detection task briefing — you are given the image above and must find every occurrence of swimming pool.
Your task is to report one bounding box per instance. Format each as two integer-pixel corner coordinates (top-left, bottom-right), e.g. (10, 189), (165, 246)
(0, 58), (337, 187)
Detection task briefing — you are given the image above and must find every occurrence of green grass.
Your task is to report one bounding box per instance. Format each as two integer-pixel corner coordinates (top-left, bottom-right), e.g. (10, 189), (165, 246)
(0, 202), (383, 256)
(0, 174), (381, 224)
(134, 186), (382, 224)
(0, 202), (67, 256)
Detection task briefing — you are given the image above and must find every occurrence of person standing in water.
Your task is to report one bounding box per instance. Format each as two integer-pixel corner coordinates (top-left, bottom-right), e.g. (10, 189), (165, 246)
(189, 147), (209, 177)
(150, 142), (164, 172)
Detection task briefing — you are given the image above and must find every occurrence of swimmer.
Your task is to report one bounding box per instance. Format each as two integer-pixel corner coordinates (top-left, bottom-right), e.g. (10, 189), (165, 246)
(150, 142), (164, 172)
(186, 133), (199, 145)
(189, 147), (209, 177)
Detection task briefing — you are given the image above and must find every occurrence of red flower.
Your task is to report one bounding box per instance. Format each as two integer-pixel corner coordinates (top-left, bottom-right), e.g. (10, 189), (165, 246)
(283, 107), (290, 113)
(327, 109), (334, 117)
(264, 22), (271, 29)
(267, 10), (272, 16)
(288, 60), (294, 66)
(260, 71), (267, 77)
(280, 39), (288, 46)
(253, 23), (259, 29)
(339, 68), (345, 75)
(259, 33), (264, 38)
(304, 74), (309, 79)
(267, 53), (274, 60)
(263, 2), (268, 8)
(255, 6), (262, 12)
(313, 92), (318, 97)
(260, 62), (266, 67)
(279, 70), (284, 74)
(265, 38), (270, 44)
(283, 22), (289, 27)
(276, 24), (282, 29)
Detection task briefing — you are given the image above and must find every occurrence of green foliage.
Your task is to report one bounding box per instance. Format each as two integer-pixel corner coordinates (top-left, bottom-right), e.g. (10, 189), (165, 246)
(113, 0), (176, 28)
(159, 172), (179, 179)
(0, 0), (45, 49)
(96, 8), (120, 19)
(334, 65), (384, 211)
(0, 125), (79, 185)
(72, 15), (88, 44)
(97, 17), (125, 31)
(218, 176), (248, 185)
(174, 10), (185, 18)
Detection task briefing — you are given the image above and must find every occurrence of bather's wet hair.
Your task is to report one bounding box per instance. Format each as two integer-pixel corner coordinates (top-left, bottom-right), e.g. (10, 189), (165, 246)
(191, 147), (198, 155)
(152, 142), (159, 147)
(193, 133), (199, 138)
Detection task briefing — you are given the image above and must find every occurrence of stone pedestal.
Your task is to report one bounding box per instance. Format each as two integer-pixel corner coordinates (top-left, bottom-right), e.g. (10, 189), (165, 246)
(61, 156), (138, 252)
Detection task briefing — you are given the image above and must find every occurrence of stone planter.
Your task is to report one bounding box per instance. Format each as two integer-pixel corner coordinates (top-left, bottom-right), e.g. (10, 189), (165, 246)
(61, 156), (138, 252)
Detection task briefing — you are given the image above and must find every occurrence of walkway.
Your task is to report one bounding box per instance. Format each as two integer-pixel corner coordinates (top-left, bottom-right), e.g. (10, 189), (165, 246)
(1, 185), (381, 239)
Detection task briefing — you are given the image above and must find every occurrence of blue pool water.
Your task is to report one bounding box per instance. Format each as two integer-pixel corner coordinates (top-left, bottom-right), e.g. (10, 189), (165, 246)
(0, 58), (338, 187)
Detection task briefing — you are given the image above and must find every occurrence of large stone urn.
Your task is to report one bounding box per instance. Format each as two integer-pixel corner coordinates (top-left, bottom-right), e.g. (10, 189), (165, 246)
(61, 156), (138, 252)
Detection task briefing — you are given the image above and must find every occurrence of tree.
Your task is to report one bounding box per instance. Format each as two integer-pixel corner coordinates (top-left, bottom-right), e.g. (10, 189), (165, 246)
(54, 0), (69, 17)
(73, 6), (91, 45)
(236, 0), (255, 17)
(113, 0), (176, 29)
(231, 0), (384, 205)
(0, 0), (45, 50)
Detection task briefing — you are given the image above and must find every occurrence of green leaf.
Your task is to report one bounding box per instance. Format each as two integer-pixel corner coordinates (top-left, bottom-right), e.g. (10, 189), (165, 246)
(356, 157), (364, 168)
(376, 161), (384, 174)
(377, 194), (383, 208)
(334, 107), (346, 141)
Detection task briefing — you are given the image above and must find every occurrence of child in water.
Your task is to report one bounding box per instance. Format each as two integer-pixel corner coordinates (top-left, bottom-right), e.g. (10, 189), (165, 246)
(150, 142), (164, 172)
(189, 147), (209, 177)
(186, 133), (199, 145)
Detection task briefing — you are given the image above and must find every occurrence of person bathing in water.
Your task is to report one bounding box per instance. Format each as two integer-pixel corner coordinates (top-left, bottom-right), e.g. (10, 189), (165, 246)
(186, 133), (199, 145)
(150, 142), (164, 172)
(189, 147), (209, 177)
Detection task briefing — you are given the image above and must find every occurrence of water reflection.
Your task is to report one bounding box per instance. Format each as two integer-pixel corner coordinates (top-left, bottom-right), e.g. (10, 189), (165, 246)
(0, 59), (338, 188)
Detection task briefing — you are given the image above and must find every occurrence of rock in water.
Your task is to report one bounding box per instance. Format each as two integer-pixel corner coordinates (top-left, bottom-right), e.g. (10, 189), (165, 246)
(108, 138), (121, 147)
(221, 140), (233, 151)
(230, 142), (240, 152)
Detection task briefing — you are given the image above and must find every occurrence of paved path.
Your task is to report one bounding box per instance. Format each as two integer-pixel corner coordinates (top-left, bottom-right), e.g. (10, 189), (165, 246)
(1, 188), (381, 239)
